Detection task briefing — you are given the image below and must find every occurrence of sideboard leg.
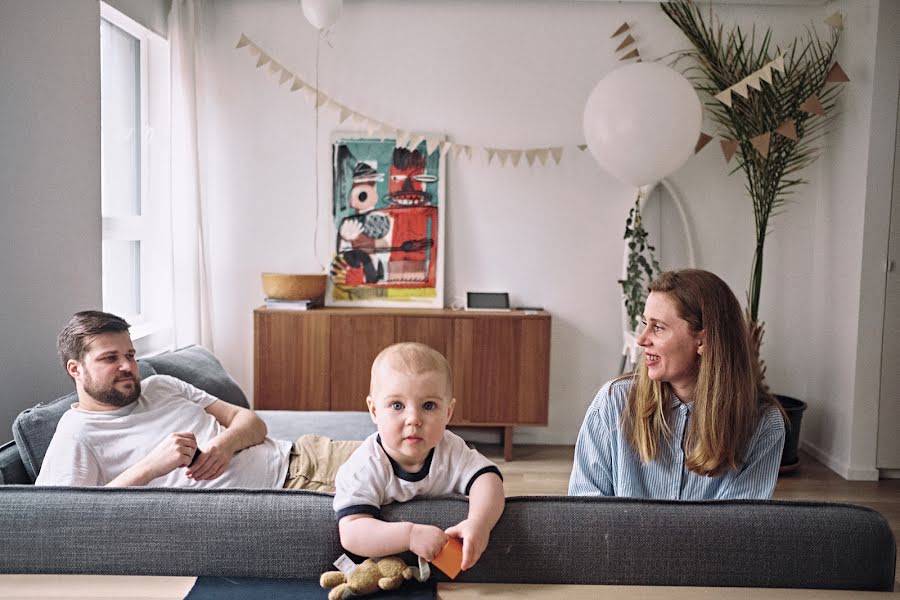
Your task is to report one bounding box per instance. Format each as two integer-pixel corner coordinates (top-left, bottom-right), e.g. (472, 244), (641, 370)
(503, 426), (513, 462)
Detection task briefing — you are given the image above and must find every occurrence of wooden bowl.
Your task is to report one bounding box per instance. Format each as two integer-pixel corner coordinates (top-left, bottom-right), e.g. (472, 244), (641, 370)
(261, 273), (327, 300)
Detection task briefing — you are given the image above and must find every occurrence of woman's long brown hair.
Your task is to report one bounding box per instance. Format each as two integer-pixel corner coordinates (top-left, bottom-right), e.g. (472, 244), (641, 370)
(623, 269), (782, 476)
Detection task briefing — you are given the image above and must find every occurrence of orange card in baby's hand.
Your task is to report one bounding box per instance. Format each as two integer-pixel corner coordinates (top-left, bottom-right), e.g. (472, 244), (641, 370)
(432, 538), (463, 579)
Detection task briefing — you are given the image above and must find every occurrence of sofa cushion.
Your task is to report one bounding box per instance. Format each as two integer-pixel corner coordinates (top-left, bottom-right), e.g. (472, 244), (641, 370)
(143, 346), (249, 410)
(12, 361), (157, 482)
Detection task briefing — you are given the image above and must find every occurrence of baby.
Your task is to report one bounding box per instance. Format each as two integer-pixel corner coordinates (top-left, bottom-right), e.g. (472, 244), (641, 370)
(333, 342), (505, 571)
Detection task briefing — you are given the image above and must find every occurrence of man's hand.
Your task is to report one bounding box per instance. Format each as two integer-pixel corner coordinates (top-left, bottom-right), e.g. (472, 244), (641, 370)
(141, 432), (197, 480)
(186, 438), (235, 481)
(444, 519), (490, 571)
(408, 523), (449, 562)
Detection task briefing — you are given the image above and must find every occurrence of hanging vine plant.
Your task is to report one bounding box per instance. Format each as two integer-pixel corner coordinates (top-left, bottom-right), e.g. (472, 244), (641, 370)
(619, 193), (661, 332)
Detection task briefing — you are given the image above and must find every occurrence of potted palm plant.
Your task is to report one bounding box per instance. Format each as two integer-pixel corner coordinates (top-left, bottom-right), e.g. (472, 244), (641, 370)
(661, 0), (846, 469)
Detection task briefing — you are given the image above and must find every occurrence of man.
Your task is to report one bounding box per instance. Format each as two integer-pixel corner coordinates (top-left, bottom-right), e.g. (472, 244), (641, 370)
(36, 311), (357, 488)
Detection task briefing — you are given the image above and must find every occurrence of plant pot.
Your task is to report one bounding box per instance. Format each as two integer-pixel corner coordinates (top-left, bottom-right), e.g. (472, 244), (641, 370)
(776, 394), (807, 473)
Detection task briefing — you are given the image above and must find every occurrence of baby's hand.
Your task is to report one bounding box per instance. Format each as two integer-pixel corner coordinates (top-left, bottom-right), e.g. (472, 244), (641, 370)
(408, 524), (448, 562)
(445, 519), (490, 570)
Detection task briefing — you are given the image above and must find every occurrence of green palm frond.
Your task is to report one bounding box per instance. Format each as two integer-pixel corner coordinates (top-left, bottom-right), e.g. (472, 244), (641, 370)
(661, 0), (844, 322)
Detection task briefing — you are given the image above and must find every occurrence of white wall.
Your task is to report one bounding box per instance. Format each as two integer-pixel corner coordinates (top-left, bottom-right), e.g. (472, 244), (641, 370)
(0, 0), (890, 480)
(0, 1), (102, 433)
(194, 0), (888, 468)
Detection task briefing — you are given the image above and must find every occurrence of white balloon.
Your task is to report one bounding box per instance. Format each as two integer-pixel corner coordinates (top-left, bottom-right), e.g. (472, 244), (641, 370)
(302, 0), (343, 30)
(583, 62), (702, 188)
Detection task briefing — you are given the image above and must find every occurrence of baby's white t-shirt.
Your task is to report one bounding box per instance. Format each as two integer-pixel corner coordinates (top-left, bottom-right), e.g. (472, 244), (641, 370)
(333, 430), (502, 520)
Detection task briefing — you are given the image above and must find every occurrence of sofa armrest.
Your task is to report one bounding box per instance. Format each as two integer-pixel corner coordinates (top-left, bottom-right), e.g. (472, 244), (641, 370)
(0, 441), (30, 485)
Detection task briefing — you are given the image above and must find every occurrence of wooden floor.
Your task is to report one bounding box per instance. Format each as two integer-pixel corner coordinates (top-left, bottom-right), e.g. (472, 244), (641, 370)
(477, 444), (900, 589)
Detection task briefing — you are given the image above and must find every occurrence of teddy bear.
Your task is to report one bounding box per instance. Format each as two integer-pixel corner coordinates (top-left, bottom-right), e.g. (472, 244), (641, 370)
(320, 556), (430, 600)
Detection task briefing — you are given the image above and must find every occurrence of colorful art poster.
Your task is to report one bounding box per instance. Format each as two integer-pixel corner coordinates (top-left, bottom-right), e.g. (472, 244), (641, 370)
(327, 136), (445, 308)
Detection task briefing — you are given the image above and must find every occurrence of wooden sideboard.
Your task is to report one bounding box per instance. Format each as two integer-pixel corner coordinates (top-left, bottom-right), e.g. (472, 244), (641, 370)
(253, 307), (551, 460)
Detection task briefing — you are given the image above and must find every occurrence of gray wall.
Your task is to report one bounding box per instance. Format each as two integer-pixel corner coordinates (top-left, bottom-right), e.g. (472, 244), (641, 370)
(0, 1), (103, 434)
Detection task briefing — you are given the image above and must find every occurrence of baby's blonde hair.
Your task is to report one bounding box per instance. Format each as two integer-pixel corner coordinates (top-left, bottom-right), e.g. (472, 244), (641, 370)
(370, 342), (452, 396)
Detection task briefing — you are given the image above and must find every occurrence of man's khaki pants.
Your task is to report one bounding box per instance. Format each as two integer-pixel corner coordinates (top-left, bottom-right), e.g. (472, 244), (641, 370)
(282, 434), (362, 492)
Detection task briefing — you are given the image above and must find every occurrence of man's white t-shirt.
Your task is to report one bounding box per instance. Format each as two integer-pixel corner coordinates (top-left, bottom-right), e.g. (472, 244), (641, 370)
(35, 375), (292, 488)
(333, 430), (502, 520)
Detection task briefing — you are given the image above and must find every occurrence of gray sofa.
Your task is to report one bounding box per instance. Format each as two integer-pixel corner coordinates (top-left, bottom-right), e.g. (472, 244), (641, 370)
(0, 347), (895, 591)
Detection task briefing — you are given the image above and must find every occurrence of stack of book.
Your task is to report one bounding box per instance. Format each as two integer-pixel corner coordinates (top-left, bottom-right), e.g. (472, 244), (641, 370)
(263, 297), (322, 310)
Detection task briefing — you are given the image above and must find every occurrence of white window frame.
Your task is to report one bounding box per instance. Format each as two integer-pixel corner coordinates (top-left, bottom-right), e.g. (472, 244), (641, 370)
(100, 2), (173, 356)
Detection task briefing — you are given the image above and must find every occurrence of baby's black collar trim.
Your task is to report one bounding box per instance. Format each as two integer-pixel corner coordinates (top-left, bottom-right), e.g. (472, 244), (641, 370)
(376, 434), (435, 482)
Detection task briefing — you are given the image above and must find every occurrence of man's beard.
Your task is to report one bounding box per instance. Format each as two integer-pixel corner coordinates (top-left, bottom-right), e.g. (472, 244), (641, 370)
(82, 370), (141, 407)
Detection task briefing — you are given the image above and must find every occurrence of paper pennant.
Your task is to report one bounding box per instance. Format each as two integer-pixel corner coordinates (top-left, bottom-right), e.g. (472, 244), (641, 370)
(463, 145), (472, 160)
(452, 145), (466, 160)
(772, 55), (785, 74)
(498, 150), (511, 167)
(720, 139), (739, 163)
(695, 132), (713, 153)
(409, 134), (426, 151)
(425, 135), (442, 155)
(300, 86), (317, 105)
(732, 80), (749, 99)
(750, 132), (771, 158)
(278, 68), (291, 85)
(525, 150), (537, 167)
(290, 77), (305, 92)
(774, 119), (798, 141)
(577, 144), (588, 152)
(550, 147), (563, 165)
(267, 60), (281, 74)
(615, 34), (635, 52)
(745, 73), (762, 91)
(824, 12), (843, 30)
(715, 89), (733, 107)
(800, 95), (826, 116)
(366, 120), (381, 137)
(256, 52), (271, 68)
(337, 106), (352, 124)
(315, 93), (328, 108)
(611, 22), (630, 37)
(620, 48), (640, 61)
(396, 131), (411, 148)
(511, 150), (523, 167)
(236, 34), (251, 49)
(440, 141), (453, 158)
(759, 65), (773, 85)
(486, 148), (498, 165)
(536, 149), (549, 166)
(825, 62), (850, 83)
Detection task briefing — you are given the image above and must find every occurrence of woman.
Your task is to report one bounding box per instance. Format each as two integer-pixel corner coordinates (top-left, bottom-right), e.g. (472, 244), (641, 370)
(568, 269), (785, 499)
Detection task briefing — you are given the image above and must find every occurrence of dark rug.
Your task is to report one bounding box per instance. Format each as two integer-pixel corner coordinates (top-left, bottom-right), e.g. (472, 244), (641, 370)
(184, 576), (436, 599)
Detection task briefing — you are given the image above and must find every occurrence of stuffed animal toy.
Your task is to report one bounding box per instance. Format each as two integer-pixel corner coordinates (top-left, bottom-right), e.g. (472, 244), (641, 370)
(320, 556), (430, 600)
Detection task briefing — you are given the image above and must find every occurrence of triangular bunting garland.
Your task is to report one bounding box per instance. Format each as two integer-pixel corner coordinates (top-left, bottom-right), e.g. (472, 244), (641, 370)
(615, 34), (635, 52)
(824, 12), (843, 30)
(620, 48), (640, 61)
(774, 119), (798, 141)
(236, 33), (615, 169)
(825, 62), (850, 83)
(759, 65), (773, 85)
(720, 139), (739, 163)
(611, 22), (630, 37)
(695, 132), (713, 153)
(715, 89), (733, 107)
(800, 95), (826, 116)
(750, 132), (771, 159)
(732, 80), (749, 99)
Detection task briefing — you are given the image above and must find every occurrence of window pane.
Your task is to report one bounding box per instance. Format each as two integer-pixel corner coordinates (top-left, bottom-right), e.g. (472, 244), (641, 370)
(102, 240), (141, 317)
(100, 18), (141, 217)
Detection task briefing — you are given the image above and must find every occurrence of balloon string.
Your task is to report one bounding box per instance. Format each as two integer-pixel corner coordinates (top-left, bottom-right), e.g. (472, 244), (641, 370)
(313, 29), (325, 273)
